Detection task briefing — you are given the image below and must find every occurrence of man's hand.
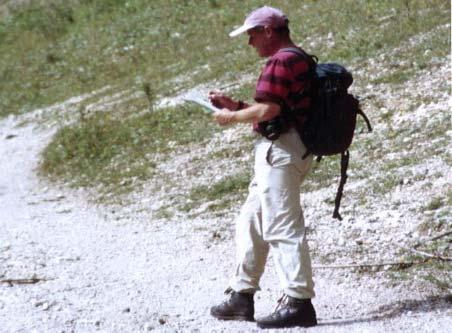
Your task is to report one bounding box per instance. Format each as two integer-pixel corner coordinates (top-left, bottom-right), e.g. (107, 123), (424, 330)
(213, 109), (235, 126)
(209, 90), (238, 110)
(213, 101), (282, 126)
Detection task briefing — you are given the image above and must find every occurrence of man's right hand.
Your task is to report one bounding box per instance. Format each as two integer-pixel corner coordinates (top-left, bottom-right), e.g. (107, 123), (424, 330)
(208, 90), (238, 111)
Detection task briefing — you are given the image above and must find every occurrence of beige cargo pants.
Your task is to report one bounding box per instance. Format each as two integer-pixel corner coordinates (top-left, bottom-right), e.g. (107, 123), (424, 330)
(229, 128), (315, 299)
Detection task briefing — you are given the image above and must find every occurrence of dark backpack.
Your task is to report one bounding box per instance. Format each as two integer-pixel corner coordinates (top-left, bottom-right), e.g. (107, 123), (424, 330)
(282, 48), (372, 220)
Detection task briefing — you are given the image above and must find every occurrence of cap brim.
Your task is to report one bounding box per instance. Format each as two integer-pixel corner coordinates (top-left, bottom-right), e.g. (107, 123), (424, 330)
(229, 23), (256, 37)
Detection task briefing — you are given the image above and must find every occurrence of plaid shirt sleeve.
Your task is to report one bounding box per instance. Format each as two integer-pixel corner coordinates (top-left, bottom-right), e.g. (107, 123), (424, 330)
(254, 58), (294, 106)
(252, 51), (312, 132)
(254, 53), (311, 109)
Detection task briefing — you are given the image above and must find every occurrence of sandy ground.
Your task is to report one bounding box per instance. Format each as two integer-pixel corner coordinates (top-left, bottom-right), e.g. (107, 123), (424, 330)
(0, 94), (451, 333)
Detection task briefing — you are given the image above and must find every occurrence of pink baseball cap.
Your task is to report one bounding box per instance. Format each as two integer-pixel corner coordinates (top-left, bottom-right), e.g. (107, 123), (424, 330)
(229, 6), (288, 37)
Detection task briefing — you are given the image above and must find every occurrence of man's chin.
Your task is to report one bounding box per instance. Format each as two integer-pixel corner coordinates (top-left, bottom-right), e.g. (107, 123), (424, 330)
(256, 50), (267, 57)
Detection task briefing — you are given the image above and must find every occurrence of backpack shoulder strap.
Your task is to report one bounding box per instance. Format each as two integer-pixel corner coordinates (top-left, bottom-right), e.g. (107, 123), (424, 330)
(280, 47), (318, 64)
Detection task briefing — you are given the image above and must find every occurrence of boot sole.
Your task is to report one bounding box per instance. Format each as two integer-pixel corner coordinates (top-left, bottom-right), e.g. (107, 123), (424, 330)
(257, 321), (317, 329)
(211, 313), (255, 322)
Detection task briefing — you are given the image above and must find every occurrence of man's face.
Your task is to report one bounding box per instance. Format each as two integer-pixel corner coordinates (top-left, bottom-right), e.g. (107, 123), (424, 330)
(247, 26), (272, 57)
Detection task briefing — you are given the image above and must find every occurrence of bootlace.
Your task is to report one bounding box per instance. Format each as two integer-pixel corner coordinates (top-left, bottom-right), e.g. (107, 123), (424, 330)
(274, 294), (289, 312)
(224, 287), (233, 295)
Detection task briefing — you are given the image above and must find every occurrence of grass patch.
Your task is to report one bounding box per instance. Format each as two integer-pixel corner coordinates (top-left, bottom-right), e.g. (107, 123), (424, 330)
(155, 207), (174, 220)
(1, 0), (449, 117)
(424, 197), (445, 211)
(183, 172), (251, 213)
(372, 22), (450, 85)
(302, 155), (341, 192)
(208, 146), (250, 160)
(39, 104), (218, 195)
(191, 172), (250, 202)
(370, 173), (400, 195)
(372, 70), (415, 85)
(390, 234), (452, 291)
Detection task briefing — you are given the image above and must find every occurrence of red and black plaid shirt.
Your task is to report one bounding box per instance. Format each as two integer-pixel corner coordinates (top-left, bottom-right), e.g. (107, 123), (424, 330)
(253, 48), (312, 131)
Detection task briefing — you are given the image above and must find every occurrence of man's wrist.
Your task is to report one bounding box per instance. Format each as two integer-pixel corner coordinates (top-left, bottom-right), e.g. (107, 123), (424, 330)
(236, 100), (245, 111)
(230, 111), (238, 123)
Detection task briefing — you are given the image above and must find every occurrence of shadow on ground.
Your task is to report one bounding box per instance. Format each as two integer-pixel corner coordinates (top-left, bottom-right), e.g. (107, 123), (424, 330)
(319, 295), (451, 327)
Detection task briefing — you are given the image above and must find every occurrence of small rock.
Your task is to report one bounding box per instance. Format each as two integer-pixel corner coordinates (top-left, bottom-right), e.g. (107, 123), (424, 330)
(122, 307), (131, 313)
(56, 207), (72, 214)
(5, 134), (17, 140)
(337, 238), (346, 247)
(1, 243), (11, 251)
(158, 317), (166, 325)
(144, 323), (154, 331)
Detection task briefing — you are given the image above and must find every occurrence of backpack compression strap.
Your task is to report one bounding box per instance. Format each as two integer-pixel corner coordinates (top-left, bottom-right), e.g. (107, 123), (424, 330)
(333, 150), (349, 221)
(358, 109), (373, 132)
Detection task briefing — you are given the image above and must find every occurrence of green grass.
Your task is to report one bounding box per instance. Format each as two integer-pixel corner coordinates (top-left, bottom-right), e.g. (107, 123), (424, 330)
(39, 103), (217, 195)
(390, 234), (452, 291)
(207, 145), (251, 160)
(182, 172), (251, 214)
(424, 197), (445, 211)
(371, 22), (450, 85)
(1, 0), (449, 117)
(302, 155), (341, 192)
(191, 172), (250, 201)
(372, 70), (415, 85)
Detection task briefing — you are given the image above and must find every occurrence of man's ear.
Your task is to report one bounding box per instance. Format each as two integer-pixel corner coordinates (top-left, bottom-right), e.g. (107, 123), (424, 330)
(263, 25), (273, 38)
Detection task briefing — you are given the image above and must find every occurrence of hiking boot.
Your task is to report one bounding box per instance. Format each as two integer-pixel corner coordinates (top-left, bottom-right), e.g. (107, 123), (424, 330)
(256, 294), (317, 329)
(210, 288), (255, 321)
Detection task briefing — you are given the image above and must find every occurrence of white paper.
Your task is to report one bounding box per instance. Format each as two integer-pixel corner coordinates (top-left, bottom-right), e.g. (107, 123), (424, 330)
(183, 91), (221, 113)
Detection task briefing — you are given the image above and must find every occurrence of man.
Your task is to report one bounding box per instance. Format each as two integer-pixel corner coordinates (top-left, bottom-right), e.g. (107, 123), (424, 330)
(209, 6), (318, 329)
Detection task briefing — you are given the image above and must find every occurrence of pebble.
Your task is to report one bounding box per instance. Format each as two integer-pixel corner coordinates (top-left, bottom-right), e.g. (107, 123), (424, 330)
(144, 323), (154, 331)
(55, 207), (72, 214)
(1, 244), (11, 251)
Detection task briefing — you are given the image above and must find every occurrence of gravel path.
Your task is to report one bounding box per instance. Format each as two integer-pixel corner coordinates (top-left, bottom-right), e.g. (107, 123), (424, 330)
(0, 98), (450, 333)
